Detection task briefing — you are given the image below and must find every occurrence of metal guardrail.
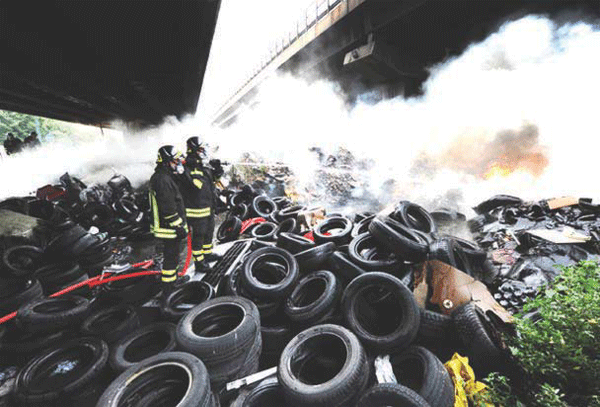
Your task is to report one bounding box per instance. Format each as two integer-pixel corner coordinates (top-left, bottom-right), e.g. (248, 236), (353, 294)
(237, 0), (344, 91)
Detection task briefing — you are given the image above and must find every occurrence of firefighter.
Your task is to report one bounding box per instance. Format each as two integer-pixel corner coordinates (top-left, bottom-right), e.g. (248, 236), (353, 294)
(180, 136), (223, 273)
(149, 145), (188, 296)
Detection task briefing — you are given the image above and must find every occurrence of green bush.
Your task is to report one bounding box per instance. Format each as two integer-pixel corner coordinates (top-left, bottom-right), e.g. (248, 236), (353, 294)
(485, 261), (600, 406)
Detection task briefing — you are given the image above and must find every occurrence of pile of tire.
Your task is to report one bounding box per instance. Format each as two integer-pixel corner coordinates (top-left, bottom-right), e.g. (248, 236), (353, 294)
(0, 198), (507, 407)
(217, 188), (293, 243)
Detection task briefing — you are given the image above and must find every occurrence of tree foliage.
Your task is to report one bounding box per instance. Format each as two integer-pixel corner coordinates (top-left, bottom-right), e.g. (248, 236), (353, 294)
(0, 110), (68, 142)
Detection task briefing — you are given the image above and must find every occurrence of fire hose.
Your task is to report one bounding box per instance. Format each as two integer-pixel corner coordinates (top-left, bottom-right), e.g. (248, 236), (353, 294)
(0, 232), (194, 325)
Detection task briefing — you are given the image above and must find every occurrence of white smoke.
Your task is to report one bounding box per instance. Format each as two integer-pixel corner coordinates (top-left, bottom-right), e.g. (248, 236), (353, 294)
(1, 15), (599, 218)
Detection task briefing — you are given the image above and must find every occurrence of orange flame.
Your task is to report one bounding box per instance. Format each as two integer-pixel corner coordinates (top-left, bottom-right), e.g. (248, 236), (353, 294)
(484, 162), (512, 179)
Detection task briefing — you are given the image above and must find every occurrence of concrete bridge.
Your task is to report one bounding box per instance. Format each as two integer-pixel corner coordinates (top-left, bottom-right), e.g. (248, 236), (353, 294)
(212, 0), (599, 128)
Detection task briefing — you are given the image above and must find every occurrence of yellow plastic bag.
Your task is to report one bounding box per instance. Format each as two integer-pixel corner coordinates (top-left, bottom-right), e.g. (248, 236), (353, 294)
(444, 353), (493, 407)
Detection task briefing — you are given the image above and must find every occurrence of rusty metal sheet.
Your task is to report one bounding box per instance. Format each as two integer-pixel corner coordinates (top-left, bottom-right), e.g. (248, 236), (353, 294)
(416, 260), (513, 323)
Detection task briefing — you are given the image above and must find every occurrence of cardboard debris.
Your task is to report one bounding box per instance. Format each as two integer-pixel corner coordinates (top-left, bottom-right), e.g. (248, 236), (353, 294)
(527, 226), (591, 244)
(546, 196), (579, 210)
(414, 260), (514, 324)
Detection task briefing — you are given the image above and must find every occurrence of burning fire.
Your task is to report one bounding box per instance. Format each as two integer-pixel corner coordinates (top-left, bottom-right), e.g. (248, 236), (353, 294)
(484, 162), (512, 179)
(483, 152), (549, 180)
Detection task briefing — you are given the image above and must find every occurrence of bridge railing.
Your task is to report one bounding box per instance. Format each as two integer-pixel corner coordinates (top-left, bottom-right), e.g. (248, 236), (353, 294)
(238, 0), (344, 90)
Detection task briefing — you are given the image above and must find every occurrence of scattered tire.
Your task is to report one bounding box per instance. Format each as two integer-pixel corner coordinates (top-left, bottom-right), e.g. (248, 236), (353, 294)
(81, 304), (140, 344)
(342, 272), (420, 351)
(347, 232), (403, 272)
(278, 324), (369, 407)
(252, 196), (277, 218)
(452, 303), (504, 375)
(389, 346), (454, 407)
(16, 295), (90, 333)
(250, 221), (278, 241)
(369, 216), (429, 262)
(392, 201), (437, 234)
(162, 281), (216, 322)
(14, 337), (109, 406)
(313, 216), (353, 246)
(97, 352), (215, 407)
(230, 377), (283, 407)
(277, 205), (305, 222)
(101, 273), (160, 305)
(0, 323), (72, 363)
(326, 251), (366, 286)
(241, 247), (299, 299)
(176, 296), (261, 389)
(217, 216), (242, 243)
(352, 214), (375, 238)
(275, 218), (298, 237)
(284, 270), (340, 326)
(0, 278), (43, 314)
(34, 262), (86, 294)
(2, 245), (43, 278)
(277, 232), (315, 254)
(415, 308), (460, 360)
(294, 242), (336, 273)
(231, 203), (250, 220)
(109, 322), (177, 372)
(357, 383), (431, 407)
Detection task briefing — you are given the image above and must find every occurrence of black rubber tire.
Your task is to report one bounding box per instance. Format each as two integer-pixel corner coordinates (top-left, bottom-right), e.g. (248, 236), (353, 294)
(260, 318), (293, 368)
(452, 303), (503, 375)
(16, 295), (90, 333)
(357, 383), (431, 407)
(109, 322), (177, 372)
(81, 304), (140, 344)
(347, 232), (403, 272)
(2, 245), (43, 278)
(369, 216), (429, 262)
(352, 214), (375, 238)
(392, 201), (437, 234)
(326, 251), (366, 285)
(273, 197), (291, 209)
(241, 247), (299, 300)
(275, 218), (298, 237)
(278, 324), (368, 407)
(389, 346), (454, 407)
(294, 242), (336, 273)
(284, 270), (340, 326)
(342, 272), (420, 351)
(252, 195), (277, 218)
(34, 261), (85, 291)
(416, 308), (460, 357)
(231, 203), (250, 220)
(448, 236), (487, 266)
(313, 216), (353, 246)
(250, 222), (278, 241)
(46, 225), (88, 256)
(0, 322), (73, 362)
(230, 377), (283, 407)
(0, 278), (43, 314)
(277, 232), (315, 254)
(97, 352), (213, 407)
(175, 296), (261, 388)
(161, 281), (216, 322)
(217, 216), (242, 243)
(14, 337), (109, 405)
(428, 238), (458, 267)
(474, 195), (522, 214)
(277, 205), (305, 222)
(101, 273), (160, 305)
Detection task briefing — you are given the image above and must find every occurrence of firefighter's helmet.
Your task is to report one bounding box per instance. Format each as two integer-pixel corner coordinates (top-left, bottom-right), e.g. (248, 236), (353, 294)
(186, 136), (205, 154)
(156, 145), (182, 164)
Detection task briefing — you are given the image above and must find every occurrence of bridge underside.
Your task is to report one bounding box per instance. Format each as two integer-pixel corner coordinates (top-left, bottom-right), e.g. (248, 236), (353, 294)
(215, 0), (599, 126)
(0, 0), (221, 127)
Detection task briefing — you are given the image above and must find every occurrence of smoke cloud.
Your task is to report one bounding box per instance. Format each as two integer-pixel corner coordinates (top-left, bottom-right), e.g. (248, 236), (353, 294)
(0, 15), (599, 218)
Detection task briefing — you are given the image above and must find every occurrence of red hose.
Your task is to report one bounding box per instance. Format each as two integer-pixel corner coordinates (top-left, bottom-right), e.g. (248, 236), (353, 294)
(0, 233), (194, 325)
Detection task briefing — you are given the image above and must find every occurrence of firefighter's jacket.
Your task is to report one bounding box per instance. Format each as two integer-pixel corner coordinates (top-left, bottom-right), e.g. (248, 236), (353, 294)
(179, 156), (215, 219)
(149, 165), (187, 239)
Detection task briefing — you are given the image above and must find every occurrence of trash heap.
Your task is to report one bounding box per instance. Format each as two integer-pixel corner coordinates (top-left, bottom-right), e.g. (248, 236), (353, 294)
(0, 186), (595, 406)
